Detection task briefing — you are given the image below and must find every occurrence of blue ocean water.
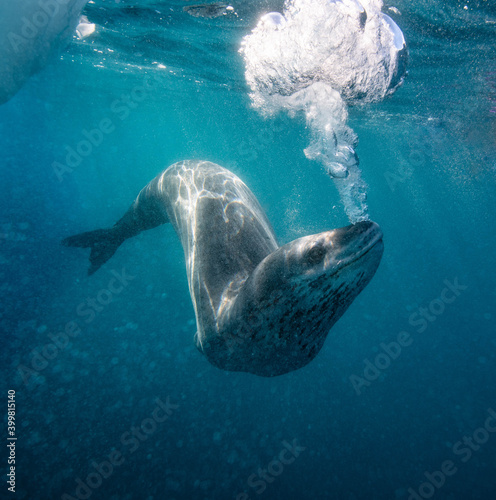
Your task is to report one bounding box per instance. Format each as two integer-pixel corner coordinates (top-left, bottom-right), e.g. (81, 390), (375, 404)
(1, 1), (496, 499)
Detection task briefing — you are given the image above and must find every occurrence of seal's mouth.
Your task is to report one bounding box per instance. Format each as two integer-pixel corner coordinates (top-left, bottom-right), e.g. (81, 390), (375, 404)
(343, 233), (384, 273)
(329, 220), (384, 272)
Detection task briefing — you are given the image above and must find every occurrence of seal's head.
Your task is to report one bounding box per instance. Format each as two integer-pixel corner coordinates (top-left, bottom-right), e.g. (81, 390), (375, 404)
(206, 221), (384, 376)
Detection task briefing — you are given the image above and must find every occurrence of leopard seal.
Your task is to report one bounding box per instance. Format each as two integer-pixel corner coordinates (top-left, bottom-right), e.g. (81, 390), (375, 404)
(62, 160), (383, 376)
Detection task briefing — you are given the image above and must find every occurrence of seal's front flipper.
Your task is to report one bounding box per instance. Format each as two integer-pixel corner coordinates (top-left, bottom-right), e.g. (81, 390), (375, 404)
(62, 228), (125, 275)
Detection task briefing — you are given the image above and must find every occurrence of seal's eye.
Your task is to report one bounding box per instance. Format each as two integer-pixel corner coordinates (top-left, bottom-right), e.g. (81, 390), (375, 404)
(305, 245), (326, 265)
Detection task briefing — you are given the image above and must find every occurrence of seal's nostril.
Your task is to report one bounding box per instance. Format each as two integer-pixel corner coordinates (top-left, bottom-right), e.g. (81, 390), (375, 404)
(359, 10), (367, 29)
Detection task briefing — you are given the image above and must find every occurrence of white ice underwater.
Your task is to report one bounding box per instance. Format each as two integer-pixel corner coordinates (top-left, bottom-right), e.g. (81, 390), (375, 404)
(0, 0), (89, 105)
(241, 0), (407, 222)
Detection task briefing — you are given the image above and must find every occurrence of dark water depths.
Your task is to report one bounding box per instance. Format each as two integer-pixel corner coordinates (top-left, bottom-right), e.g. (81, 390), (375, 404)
(1, 1), (496, 499)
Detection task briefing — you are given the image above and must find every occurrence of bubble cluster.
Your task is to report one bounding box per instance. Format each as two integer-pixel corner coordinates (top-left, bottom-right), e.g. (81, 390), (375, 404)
(240, 0), (407, 222)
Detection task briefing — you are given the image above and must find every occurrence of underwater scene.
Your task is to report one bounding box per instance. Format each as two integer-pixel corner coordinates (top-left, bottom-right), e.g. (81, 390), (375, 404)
(1, 0), (496, 499)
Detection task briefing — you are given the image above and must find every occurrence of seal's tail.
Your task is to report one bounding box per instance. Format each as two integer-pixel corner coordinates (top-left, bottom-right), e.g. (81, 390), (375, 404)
(62, 228), (124, 276)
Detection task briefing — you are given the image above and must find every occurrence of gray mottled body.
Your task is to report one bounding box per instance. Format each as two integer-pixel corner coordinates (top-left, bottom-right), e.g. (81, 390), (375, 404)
(63, 160), (383, 376)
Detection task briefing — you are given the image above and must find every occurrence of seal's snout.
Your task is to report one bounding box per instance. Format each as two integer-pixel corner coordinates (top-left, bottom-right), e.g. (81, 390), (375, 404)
(340, 220), (382, 242)
(331, 220), (383, 265)
(352, 220), (382, 245)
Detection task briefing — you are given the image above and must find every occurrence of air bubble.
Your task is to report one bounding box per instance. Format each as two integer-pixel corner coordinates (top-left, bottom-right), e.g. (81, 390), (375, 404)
(241, 0), (406, 222)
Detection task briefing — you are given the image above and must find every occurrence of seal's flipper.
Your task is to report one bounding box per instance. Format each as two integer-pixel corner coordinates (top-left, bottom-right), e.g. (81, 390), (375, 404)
(62, 228), (124, 275)
(63, 185), (170, 275)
